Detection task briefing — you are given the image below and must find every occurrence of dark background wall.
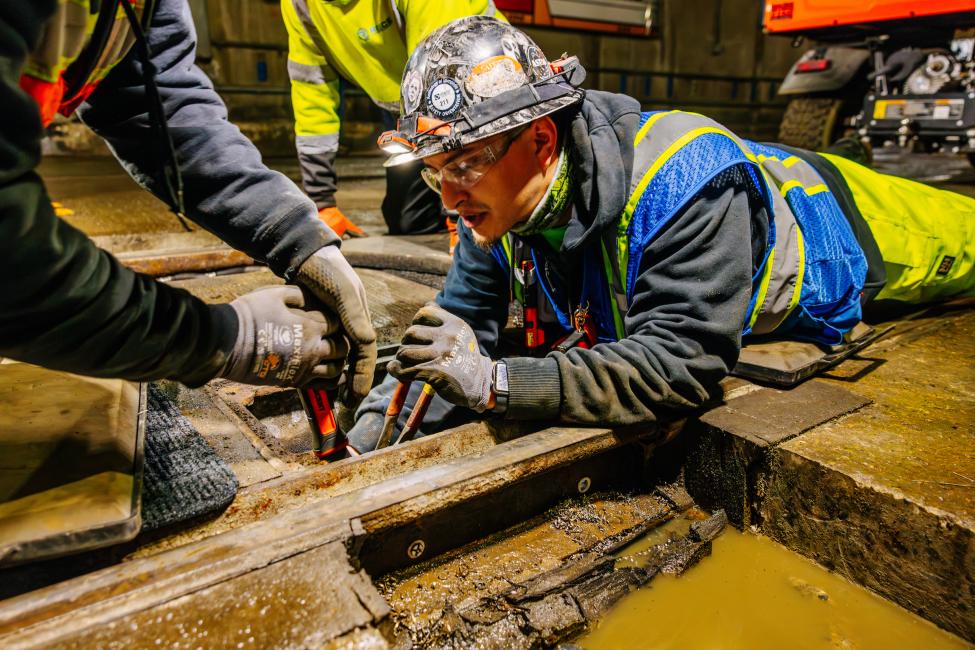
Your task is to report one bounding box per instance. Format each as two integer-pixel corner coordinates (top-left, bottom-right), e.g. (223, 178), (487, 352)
(54, 0), (803, 157)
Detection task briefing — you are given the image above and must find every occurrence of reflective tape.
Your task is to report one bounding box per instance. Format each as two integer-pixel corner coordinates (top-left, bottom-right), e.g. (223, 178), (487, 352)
(287, 60), (331, 84)
(296, 133), (340, 153)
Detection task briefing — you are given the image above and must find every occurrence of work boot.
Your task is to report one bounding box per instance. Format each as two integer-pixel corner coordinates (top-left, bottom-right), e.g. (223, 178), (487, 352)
(318, 206), (366, 238)
(446, 215), (459, 256)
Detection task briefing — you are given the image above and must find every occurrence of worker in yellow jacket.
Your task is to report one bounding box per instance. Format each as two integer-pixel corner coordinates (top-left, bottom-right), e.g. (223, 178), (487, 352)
(282, 0), (503, 240)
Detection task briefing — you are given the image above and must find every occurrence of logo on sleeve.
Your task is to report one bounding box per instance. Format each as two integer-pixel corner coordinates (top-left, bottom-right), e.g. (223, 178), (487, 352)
(937, 255), (955, 275)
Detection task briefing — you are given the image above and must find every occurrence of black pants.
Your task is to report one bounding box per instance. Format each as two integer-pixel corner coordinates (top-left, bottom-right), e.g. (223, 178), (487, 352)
(382, 159), (447, 235)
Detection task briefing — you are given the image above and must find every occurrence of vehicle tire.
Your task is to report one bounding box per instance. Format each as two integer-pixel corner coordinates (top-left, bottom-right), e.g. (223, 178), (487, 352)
(777, 97), (844, 151)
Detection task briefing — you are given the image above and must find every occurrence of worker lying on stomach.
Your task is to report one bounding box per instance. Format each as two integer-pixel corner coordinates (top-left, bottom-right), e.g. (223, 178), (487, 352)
(1, 0), (375, 400)
(347, 17), (975, 448)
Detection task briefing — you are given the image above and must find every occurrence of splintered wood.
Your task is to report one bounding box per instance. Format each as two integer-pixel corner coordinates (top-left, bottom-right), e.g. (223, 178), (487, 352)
(378, 488), (727, 649)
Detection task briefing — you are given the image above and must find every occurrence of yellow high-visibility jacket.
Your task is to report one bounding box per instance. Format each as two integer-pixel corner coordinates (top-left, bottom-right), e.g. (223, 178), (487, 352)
(282, 0), (503, 209)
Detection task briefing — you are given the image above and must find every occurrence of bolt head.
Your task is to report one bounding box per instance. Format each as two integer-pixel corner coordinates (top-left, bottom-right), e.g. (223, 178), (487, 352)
(577, 477), (592, 494)
(407, 539), (426, 560)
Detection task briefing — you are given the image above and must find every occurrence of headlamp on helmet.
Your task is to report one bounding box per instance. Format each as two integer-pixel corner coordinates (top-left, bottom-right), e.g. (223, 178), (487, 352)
(377, 131), (415, 155)
(378, 115), (458, 157)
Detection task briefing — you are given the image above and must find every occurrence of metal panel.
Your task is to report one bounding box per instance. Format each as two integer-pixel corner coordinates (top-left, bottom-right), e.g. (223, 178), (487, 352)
(0, 365), (146, 567)
(548, 0), (650, 26)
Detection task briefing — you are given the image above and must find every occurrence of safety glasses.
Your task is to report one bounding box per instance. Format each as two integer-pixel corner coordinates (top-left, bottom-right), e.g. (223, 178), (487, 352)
(420, 126), (527, 194)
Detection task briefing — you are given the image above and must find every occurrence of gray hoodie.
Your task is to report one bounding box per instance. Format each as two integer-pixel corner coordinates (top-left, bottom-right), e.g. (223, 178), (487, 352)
(353, 90), (767, 439)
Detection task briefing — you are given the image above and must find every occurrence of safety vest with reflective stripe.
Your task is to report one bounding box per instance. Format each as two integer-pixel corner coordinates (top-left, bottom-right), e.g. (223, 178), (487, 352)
(19, 0), (147, 126)
(493, 110), (867, 346)
(283, 0), (502, 157)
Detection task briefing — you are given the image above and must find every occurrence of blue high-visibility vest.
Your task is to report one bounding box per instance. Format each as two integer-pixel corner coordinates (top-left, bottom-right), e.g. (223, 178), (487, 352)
(492, 110), (868, 347)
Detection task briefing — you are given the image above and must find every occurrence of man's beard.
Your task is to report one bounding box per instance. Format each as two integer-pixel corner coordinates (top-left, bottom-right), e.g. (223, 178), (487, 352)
(470, 229), (500, 252)
(469, 215), (532, 252)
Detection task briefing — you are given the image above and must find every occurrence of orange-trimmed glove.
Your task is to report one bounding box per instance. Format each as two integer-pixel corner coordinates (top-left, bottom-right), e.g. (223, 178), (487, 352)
(446, 216), (459, 256)
(318, 206), (365, 238)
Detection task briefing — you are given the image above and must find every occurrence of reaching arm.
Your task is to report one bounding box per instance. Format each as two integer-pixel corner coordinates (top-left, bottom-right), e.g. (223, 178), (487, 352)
(350, 221), (507, 439)
(78, 0), (339, 280)
(0, 0), (236, 384)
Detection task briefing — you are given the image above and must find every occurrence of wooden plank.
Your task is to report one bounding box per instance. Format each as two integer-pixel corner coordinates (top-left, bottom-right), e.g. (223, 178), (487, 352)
(131, 422), (499, 558)
(408, 511), (728, 649)
(341, 236), (452, 275)
(700, 380), (870, 446)
(0, 423), (670, 647)
(10, 542), (385, 650)
(116, 247), (254, 276)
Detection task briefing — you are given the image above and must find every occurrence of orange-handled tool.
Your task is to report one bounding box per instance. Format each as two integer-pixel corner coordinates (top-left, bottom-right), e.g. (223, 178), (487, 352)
(375, 380), (413, 449)
(395, 383), (436, 445)
(298, 381), (349, 459)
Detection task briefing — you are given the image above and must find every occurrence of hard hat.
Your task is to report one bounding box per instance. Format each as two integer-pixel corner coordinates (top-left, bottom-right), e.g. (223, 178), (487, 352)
(378, 16), (586, 165)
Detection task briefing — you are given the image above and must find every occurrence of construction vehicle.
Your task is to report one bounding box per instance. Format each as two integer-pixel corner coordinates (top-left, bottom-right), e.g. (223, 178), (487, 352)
(765, 1), (975, 164)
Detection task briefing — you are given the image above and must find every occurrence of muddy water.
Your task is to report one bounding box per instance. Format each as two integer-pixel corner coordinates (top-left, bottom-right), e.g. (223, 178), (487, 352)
(580, 521), (971, 650)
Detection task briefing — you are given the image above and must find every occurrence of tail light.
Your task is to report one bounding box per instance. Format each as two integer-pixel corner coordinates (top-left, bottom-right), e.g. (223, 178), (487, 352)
(796, 59), (831, 73)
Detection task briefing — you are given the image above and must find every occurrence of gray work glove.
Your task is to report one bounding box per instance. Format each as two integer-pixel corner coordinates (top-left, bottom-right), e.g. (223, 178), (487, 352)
(296, 245), (377, 407)
(220, 285), (348, 387)
(388, 303), (494, 412)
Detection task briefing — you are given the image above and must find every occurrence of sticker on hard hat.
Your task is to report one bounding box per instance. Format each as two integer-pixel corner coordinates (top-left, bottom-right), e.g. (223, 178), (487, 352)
(404, 71), (423, 114)
(467, 55), (527, 98)
(427, 79), (462, 119)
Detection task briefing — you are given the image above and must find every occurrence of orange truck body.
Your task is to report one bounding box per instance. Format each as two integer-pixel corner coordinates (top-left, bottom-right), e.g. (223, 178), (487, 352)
(763, 0), (975, 34)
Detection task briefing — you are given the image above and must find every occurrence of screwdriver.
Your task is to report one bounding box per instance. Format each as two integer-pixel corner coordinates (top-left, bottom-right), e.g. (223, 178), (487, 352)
(395, 383), (435, 444)
(375, 379), (412, 449)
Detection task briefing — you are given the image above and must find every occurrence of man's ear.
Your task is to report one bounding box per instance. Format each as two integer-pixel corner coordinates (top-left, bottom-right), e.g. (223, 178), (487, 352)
(531, 116), (559, 168)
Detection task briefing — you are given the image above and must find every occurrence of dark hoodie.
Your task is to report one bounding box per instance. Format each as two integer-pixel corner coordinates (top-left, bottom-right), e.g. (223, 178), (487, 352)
(353, 90), (767, 438)
(0, 0), (337, 384)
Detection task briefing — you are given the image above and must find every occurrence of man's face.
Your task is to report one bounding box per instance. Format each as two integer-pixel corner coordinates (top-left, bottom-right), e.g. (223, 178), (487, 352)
(422, 124), (551, 248)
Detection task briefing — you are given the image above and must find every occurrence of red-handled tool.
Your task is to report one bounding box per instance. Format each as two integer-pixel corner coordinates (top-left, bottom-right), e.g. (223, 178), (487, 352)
(522, 260), (545, 350)
(298, 381), (349, 459)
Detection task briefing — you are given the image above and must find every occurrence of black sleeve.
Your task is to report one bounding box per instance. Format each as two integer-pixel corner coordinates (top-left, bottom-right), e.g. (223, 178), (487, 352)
(0, 0), (237, 385)
(78, 0), (340, 280)
(299, 148), (339, 210)
(503, 172), (764, 423)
